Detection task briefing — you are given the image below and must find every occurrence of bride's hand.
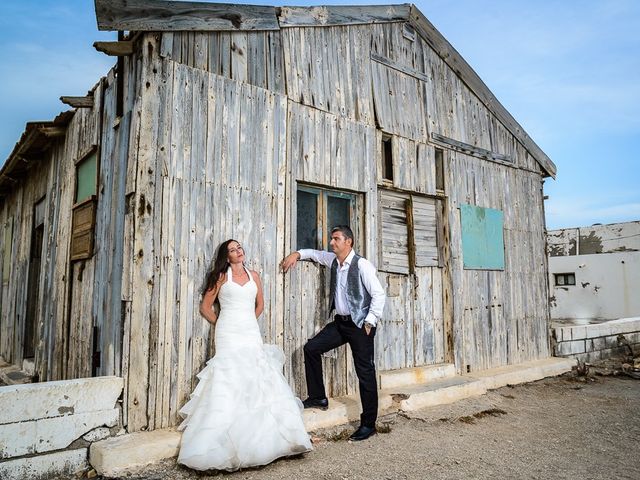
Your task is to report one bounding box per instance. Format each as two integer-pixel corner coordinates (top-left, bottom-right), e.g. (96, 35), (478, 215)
(280, 252), (301, 272)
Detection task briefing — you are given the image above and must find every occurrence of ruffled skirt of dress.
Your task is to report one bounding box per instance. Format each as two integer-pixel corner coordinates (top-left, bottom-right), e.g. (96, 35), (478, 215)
(177, 342), (312, 471)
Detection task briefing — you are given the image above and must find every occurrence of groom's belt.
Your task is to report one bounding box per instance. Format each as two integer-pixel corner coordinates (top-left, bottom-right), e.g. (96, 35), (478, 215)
(335, 314), (352, 322)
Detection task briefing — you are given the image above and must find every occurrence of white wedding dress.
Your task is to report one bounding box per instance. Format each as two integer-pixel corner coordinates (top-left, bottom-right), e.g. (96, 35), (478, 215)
(178, 266), (312, 471)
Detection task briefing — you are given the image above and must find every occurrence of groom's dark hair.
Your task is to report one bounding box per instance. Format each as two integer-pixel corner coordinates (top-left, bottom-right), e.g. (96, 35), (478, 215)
(331, 225), (354, 248)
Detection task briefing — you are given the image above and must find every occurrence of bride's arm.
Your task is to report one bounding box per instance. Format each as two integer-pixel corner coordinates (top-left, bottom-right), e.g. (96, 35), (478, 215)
(199, 274), (224, 324)
(252, 271), (264, 318)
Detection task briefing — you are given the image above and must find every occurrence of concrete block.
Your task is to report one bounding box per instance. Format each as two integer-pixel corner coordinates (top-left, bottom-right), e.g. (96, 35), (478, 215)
(0, 376), (123, 425)
(556, 340), (586, 356)
(603, 335), (622, 349)
(301, 392), (397, 432)
(303, 398), (353, 431)
(0, 421), (36, 458)
(36, 409), (119, 453)
(472, 357), (576, 390)
(584, 324), (606, 339)
(588, 333), (639, 352)
(585, 317), (640, 339)
(606, 317), (640, 336)
(0, 409), (118, 458)
(379, 363), (455, 390)
(621, 331), (640, 344)
(570, 326), (587, 341)
(90, 429), (180, 477)
(0, 448), (87, 480)
(591, 337), (607, 351)
(576, 350), (604, 364)
(577, 347), (631, 363)
(396, 377), (487, 411)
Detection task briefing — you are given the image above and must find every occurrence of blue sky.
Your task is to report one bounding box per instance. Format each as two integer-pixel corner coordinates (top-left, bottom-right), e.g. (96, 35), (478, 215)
(0, 0), (638, 230)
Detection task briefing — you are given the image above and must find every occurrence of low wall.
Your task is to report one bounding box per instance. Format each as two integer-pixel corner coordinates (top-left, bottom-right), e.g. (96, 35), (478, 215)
(552, 317), (640, 363)
(0, 376), (123, 480)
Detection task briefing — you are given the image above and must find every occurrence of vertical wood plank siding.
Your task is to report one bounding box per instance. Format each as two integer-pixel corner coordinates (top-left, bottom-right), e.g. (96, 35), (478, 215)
(0, 17), (550, 432)
(123, 51), (288, 429)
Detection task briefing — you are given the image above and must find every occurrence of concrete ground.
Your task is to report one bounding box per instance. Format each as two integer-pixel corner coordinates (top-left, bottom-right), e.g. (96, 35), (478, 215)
(90, 371), (639, 480)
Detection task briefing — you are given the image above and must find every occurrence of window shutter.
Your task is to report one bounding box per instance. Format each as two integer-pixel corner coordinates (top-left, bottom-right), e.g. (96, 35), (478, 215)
(379, 190), (410, 274)
(70, 197), (97, 261)
(412, 195), (439, 267)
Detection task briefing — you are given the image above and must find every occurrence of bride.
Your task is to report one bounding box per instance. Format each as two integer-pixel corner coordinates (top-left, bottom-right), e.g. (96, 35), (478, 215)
(178, 239), (312, 471)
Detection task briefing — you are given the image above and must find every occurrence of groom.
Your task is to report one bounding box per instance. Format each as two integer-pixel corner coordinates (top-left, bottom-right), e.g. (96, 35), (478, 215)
(280, 225), (385, 441)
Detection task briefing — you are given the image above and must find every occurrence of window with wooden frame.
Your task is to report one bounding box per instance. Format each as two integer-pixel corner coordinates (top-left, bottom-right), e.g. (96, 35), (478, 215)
(70, 149), (98, 261)
(379, 189), (440, 274)
(296, 185), (358, 251)
(435, 147), (445, 192)
(381, 134), (394, 183)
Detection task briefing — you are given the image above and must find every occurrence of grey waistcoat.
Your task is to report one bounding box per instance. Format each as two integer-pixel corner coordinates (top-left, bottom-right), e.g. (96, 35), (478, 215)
(329, 254), (372, 328)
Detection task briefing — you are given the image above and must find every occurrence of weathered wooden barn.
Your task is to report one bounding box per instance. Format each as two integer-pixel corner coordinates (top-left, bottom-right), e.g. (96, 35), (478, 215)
(0, 1), (556, 432)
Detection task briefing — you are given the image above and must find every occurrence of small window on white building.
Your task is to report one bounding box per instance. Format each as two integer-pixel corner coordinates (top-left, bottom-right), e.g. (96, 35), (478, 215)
(554, 273), (576, 286)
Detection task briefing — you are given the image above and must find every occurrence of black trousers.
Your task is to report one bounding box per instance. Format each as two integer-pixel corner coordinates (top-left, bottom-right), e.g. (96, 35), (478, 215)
(303, 316), (378, 427)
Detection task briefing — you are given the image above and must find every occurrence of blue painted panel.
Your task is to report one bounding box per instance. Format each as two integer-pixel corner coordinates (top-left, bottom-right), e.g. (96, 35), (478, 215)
(460, 204), (505, 270)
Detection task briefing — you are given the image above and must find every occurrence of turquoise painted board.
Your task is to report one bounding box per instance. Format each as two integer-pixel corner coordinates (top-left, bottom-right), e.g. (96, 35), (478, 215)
(460, 204), (505, 270)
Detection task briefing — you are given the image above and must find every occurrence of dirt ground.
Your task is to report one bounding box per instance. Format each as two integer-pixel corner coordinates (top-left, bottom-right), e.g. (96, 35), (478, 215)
(92, 367), (639, 480)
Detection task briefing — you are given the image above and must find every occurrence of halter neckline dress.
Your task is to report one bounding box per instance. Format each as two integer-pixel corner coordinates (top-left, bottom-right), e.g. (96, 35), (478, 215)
(177, 266), (312, 471)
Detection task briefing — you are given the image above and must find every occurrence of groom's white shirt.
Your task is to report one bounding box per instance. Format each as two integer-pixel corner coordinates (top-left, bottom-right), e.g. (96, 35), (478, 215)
(297, 248), (385, 327)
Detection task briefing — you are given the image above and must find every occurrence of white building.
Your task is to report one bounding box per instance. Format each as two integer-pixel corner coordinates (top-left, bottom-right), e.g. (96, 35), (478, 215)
(548, 221), (640, 322)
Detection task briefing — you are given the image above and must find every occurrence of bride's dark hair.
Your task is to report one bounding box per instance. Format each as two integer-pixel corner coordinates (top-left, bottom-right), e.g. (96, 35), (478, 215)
(202, 239), (238, 295)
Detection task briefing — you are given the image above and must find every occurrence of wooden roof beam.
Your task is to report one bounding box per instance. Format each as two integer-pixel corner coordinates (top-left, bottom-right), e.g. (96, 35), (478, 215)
(38, 126), (67, 138)
(94, 0), (280, 32)
(60, 96), (95, 108)
(277, 4), (411, 27)
(0, 174), (18, 185)
(93, 40), (134, 56)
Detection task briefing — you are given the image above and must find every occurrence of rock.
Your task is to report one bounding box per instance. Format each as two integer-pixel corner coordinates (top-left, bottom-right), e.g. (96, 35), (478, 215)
(83, 427), (111, 443)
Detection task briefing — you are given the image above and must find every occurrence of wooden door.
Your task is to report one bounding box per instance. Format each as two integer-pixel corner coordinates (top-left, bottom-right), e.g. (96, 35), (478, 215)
(24, 198), (46, 359)
(377, 190), (447, 371)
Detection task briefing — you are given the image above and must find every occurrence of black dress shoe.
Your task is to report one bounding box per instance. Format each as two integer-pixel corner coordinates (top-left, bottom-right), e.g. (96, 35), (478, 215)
(349, 425), (377, 441)
(302, 397), (329, 410)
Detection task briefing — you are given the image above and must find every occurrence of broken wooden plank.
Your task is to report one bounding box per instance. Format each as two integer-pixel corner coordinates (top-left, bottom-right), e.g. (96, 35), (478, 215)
(60, 96), (94, 108)
(93, 41), (134, 56)
(371, 52), (429, 83)
(431, 132), (513, 165)
(95, 0), (279, 32)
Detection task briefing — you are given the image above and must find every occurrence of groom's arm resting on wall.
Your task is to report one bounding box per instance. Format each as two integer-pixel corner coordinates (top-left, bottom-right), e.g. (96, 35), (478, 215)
(280, 249), (336, 271)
